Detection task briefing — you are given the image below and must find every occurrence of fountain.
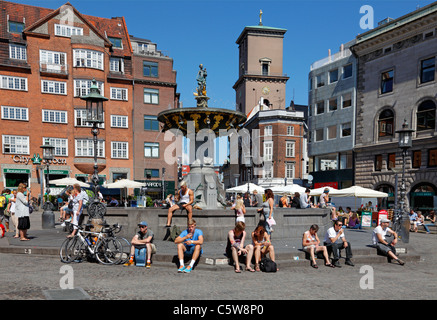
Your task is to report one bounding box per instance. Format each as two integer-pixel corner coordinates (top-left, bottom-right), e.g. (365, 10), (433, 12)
(157, 64), (247, 209)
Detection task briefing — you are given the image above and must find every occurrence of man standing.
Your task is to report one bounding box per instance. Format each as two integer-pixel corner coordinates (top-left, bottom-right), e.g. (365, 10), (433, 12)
(372, 218), (404, 265)
(175, 219), (204, 273)
(252, 190), (263, 207)
(324, 220), (354, 267)
(165, 181), (194, 228)
(124, 221), (156, 268)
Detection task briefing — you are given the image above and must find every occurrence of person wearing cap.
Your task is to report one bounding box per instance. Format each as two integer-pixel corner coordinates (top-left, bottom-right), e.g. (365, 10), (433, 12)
(124, 221), (156, 268)
(372, 218), (404, 265)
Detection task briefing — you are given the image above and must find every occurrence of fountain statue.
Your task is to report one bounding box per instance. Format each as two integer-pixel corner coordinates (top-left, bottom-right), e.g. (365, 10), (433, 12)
(158, 65), (247, 209)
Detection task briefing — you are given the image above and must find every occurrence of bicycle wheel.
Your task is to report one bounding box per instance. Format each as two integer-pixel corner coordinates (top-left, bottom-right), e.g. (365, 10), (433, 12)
(116, 237), (131, 265)
(95, 237), (123, 265)
(60, 236), (83, 263)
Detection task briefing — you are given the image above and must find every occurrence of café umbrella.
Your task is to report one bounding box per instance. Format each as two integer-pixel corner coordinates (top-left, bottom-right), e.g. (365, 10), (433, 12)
(49, 177), (90, 188)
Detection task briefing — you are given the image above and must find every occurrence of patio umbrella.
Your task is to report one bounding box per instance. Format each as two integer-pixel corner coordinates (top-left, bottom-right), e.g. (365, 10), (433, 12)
(226, 183), (264, 194)
(270, 184), (306, 195)
(309, 186), (341, 196)
(333, 186), (388, 198)
(49, 177), (90, 188)
(103, 179), (146, 189)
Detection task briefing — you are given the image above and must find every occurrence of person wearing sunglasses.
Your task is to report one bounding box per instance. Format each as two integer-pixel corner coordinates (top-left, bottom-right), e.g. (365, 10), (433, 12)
(124, 221), (156, 268)
(323, 220), (354, 267)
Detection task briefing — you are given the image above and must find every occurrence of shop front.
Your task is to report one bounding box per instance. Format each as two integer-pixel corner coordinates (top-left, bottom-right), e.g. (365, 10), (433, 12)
(2, 168), (31, 190)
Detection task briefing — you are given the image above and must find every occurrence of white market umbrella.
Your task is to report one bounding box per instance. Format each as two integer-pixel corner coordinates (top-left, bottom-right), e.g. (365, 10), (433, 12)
(49, 177), (90, 188)
(226, 183), (265, 194)
(103, 179), (146, 189)
(270, 184), (306, 195)
(309, 186), (341, 196)
(334, 186), (388, 198)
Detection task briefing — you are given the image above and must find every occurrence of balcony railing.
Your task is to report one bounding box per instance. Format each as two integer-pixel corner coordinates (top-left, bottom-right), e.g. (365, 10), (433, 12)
(39, 62), (68, 75)
(310, 50), (352, 71)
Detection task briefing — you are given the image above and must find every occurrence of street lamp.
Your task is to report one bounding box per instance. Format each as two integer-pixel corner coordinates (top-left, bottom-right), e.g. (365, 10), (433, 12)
(80, 78), (108, 221)
(40, 140), (55, 229)
(395, 119), (415, 243)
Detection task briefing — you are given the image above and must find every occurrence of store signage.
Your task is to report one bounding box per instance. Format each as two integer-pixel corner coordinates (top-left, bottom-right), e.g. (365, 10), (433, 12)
(12, 154), (67, 165)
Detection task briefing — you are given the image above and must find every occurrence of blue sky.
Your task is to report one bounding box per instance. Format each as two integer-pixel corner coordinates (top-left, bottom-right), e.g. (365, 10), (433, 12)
(10, 0), (437, 164)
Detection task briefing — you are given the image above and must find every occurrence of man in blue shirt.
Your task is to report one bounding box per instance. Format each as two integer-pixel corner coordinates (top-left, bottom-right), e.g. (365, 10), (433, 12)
(175, 219), (204, 273)
(409, 209), (418, 232)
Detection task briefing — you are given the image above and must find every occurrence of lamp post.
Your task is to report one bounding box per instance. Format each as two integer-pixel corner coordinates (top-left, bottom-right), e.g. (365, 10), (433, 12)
(80, 79), (108, 221)
(395, 119), (415, 243)
(40, 140), (55, 229)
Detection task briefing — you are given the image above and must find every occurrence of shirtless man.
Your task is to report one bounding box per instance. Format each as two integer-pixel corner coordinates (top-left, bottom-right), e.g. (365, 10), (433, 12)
(165, 181), (194, 227)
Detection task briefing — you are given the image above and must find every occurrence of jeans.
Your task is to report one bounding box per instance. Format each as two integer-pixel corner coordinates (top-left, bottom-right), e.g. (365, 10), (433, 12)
(324, 241), (353, 261)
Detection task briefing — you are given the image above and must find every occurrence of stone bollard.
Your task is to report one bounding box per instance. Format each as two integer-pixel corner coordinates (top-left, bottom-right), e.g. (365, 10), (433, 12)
(41, 209), (55, 229)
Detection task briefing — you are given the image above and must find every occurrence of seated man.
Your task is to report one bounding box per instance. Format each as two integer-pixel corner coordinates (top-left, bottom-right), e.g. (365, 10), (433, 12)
(124, 221), (156, 268)
(372, 218), (404, 265)
(174, 219), (203, 273)
(165, 181), (194, 228)
(323, 220), (354, 267)
(226, 222), (255, 272)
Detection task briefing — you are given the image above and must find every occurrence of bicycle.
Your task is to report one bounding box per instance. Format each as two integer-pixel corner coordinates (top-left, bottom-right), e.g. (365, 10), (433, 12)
(99, 223), (131, 265)
(59, 222), (124, 265)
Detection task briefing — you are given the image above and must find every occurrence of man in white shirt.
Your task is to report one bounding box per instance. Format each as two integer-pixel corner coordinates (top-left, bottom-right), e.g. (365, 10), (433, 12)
(324, 220), (354, 267)
(372, 218), (404, 265)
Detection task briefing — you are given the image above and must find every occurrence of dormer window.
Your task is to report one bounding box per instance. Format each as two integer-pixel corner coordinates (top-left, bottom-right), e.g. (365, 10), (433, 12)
(259, 58), (271, 76)
(8, 21), (24, 34)
(109, 37), (122, 49)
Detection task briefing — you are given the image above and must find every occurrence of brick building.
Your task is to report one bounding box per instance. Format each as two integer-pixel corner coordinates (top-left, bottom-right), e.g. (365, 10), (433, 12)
(0, 1), (179, 200)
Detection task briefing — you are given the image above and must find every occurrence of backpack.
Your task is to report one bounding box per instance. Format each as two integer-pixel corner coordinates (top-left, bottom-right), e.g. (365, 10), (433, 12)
(259, 257), (277, 272)
(169, 225), (181, 242)
(0, 195), (6, 208)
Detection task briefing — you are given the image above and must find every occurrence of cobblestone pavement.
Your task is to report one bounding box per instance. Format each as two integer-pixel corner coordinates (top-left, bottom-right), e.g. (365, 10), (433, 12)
(1, 232), (436, 301)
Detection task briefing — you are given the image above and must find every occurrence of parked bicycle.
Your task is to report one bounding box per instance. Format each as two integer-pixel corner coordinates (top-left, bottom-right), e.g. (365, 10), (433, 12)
(59, 222), (126, 265)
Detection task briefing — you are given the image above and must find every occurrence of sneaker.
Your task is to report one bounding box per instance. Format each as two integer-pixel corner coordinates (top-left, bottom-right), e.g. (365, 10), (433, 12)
(146, 261), (151, 268)
(124, 260), (134, 267)
(184, 266), (192, 273)
(178, 266), (186, 273)
(345, 259), (355, 267)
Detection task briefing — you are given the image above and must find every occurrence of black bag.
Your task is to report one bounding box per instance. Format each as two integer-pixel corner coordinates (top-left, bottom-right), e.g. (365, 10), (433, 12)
(259, 257), (277, 272)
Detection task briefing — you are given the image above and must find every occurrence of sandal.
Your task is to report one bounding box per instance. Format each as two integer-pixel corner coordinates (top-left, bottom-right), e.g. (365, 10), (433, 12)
(311, 261), (318, 269)
(235, 269), (241, 273)
(255, 264), (260, 272)
(245, 267), (255, 272)
(325, 262), (335, 268)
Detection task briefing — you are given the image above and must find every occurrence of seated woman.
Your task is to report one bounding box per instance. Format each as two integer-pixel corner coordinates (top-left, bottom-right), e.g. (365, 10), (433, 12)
(290, 192), (301, 208)
(302, 224), (334, 268)
(251, 224), (277, 271)
(347, 212), (361, 229)
(319, 188), (337, 220)
(226, 222), (254, 273)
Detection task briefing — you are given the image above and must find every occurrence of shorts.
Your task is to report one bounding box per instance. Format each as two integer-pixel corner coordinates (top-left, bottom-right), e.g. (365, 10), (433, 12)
(302, 245), (317, 253)
(184, 244), (203, 256)
(18, 216), (30, 230)
(72, 212), (81, 229)
(135, 243), (157, 254)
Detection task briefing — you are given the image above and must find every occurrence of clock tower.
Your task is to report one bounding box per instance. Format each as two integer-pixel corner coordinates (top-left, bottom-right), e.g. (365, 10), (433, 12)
(233, 19), (289, 115)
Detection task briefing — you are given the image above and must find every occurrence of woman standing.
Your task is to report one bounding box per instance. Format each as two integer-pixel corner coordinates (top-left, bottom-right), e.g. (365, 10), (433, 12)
(258, 189), (274, 235)
(15, 183), (31, 241)
(7, 190), (18, 238)
(67, 184), (83, 238)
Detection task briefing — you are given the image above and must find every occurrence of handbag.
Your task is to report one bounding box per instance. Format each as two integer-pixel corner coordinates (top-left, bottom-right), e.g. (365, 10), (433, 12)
(28, 205), (33, 214)
(259, 257), (277, 272)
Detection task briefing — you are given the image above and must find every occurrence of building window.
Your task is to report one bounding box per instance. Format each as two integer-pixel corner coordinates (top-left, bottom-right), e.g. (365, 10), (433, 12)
(0, 75), (27, 91)
(9, 44), (26, 60)
(328, 98), (337, 112)
(287, 126), (294, 136)
(308, 77), (313, 91)
(1, 106), (28, 121)
(375, 155), (383, 171)
(412, 150), (422, 168)
(42, 109), (67, 124)
(341, 123), (351, 137)
(110, 57), (124, 73)
(387, 153), (396, 170)
(41, 80), (67, 95)
(110, 115), (128, 128)
(2, 135), (29, 154)
(75, 139), (105, 158)
(342, 93), (352, 108)
(111, 142), (128, 159)
(110, 87), (128, 101)
(315, 129), (324, 142)
(73, 49), (103, 70)
(74, 109), (104, 128)
(316, 74), (325, 87)
(144, 115), (160, 131)
(327, 125), (337, 140)
(43, 137), (68, 156)
(314, 153), (337, 171)
(263, 141), (273, 161)
(55, 24), (83, 37)
(316, 101), (324, 115)
(378, 109), (394, 137)
(329, 69), (338, 83)
(428, 149), (437, 167)
(339, 152), (353, 169)
(108, 37), (122, 48)
(143, 61), (158, 77)
(286, 141), (295, 157)
(343, 64), (352, 79)
(40, 50), (67, 73)
(8, 21), (24, 33)
(381, 69), (394, 94)
(144, 142), (159, 158)
(264, 125), (272, 136)
(416, 100), (436, 131)
(261, 62), (269, 75)
(144, 88), (159, 104)
(74, 79), (104, 97)
(145, 169), (160, 178)
(285, 162), (295, 179)
(420, 57), (435, 84)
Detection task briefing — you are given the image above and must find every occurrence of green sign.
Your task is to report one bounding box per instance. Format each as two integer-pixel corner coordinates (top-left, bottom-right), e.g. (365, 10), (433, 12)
(412, 192), (435, 196)
(44, 169), (69, 175)
(3, 168), (31, 174)
(30, 153), (42, 164)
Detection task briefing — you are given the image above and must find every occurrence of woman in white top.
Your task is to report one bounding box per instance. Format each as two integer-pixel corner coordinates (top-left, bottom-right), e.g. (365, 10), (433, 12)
(15, 183), (31, 241)
(232, 196), (246, 223)
(67, 184), (83, 238)
(302, 224), (334, 268)
(7, 190), (18, 238)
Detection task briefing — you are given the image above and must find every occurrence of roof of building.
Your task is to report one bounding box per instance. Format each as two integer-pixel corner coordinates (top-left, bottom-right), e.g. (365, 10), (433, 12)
(236, 24), (287, 44)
